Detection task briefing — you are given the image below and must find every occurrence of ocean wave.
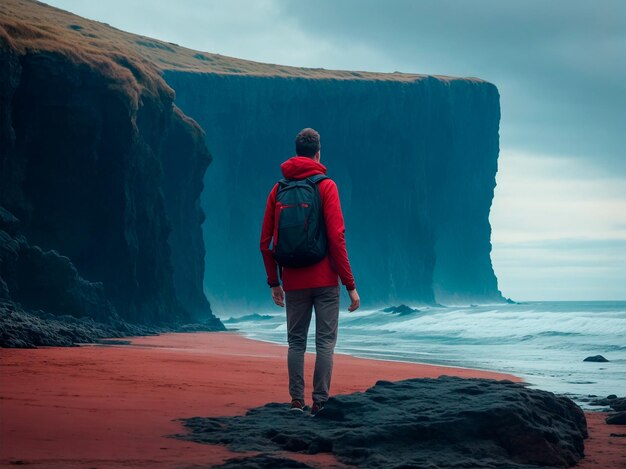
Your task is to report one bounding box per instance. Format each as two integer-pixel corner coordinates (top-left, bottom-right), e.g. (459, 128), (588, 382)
(353, 307), (625, 341)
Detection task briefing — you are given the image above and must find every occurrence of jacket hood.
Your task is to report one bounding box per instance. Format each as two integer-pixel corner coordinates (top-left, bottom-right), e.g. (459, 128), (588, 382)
(281, 156), (327, 179)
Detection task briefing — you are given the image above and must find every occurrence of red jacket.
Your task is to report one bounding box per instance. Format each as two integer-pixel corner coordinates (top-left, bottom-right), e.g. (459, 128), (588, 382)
(260, 156), (356, 292)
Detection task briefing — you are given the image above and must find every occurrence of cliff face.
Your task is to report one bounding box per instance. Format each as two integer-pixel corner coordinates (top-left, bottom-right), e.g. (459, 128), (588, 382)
(1, 0), (503, 329)
(0, 15), (222, 328)
(165, 72), (504, 310)
(161, 108), (215, 319)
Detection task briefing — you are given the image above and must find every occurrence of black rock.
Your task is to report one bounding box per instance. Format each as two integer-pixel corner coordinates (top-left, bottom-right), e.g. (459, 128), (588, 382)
(610, 399), (626, 412)
(93, 339), (133, 346)
(381, 304), (420, 316)
(606, 412), (626, 425)
(170, 375), (588, 468)
(212, 454), (314, 469)
(0, 301), (221, 348)
(174, 320), (226, 332)
(590, 396), (626, 411)
(0, 232), (116, 323)
(607, 394), (617, 399)
(583, 355), (609, 362)
(223, 313), (274, 324)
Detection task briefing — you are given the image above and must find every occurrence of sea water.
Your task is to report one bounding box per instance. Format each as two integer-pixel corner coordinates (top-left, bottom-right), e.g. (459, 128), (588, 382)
(223, 301), (626, 409)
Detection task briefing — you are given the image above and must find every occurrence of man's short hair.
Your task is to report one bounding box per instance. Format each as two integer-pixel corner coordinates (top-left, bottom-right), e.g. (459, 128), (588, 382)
(295, 128), (320, 157)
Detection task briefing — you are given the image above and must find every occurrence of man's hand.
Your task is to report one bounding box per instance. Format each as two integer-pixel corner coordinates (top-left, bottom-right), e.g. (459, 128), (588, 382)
(347, 288), (360, 312)
(271, 285), (285, 307)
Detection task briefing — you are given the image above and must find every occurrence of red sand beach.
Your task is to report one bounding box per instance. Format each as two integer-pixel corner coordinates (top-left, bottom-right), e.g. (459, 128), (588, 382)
(1, 332), (623, 468)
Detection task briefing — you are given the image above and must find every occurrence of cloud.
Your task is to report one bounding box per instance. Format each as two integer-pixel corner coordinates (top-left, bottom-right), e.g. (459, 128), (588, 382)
(491, 150), (626, 300)
(493, 239), (626, 301)
(491, 150), (626, 244)
(279, 0), (626, 171)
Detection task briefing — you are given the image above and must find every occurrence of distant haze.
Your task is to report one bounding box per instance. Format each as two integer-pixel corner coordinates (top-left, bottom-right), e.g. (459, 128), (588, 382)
(44, 0), (626, 301)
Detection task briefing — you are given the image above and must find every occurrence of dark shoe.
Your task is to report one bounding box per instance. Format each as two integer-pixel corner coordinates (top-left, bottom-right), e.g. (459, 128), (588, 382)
(310, 400), (325, 416)
(290, 399), (305, 412)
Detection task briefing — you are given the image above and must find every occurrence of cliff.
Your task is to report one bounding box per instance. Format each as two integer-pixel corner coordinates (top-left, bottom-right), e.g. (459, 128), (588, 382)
(165, 72), (504, 309)
(1, 0), (503, 333)
(0, 0), (223, 335)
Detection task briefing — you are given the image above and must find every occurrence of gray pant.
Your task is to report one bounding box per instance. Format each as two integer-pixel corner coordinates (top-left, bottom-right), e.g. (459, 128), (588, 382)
(285, 285), (340, 403)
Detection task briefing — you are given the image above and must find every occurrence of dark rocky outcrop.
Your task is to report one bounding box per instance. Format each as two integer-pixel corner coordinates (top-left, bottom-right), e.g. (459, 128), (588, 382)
(606, 412), (626, 425)
(171, 375), (588, 468)
(212, 454), (315, 469)
(0, 216), (223, 347)
(381, 304), (420, 315)
(583, 355), (609, 362)
(1, 207), (116, 322)
(0, 300), (221, 348)
(223, 313), (274, 324)
(0, 1), (224, 342)
(165, 71), (505, 311)
(0, 229), (115, 321)
(0, 300), (152, 348)
(590, 396), (626, 412)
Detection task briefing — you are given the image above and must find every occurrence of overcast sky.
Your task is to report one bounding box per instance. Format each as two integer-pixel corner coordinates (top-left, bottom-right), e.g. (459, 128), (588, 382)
(45, 0), (626, 301)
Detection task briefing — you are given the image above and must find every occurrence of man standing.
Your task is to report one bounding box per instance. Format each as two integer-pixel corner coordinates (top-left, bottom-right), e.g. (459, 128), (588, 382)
(260, 128), (360, 415)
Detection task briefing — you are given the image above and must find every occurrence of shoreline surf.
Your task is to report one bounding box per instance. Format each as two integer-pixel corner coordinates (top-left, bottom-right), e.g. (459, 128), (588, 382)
(225, 300), (626, 409)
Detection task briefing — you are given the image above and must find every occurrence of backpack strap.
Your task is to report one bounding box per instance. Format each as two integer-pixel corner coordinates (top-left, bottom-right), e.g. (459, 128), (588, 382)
(306, 174), (329, 185)
(278, 174), (330, 185)
(277, 174), (329, 187)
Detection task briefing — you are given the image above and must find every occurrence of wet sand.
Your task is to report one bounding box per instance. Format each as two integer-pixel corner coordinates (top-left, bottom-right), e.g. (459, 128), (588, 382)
(1, 332), (623, 468)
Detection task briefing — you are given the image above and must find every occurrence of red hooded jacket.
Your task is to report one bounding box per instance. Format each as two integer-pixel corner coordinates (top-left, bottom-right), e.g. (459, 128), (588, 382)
(260, 156), (356, 292)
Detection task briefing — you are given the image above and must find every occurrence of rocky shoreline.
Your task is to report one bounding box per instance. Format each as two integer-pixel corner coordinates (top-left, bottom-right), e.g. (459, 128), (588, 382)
(174, 375), (588, 468)
(0, 300), (224, 348)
